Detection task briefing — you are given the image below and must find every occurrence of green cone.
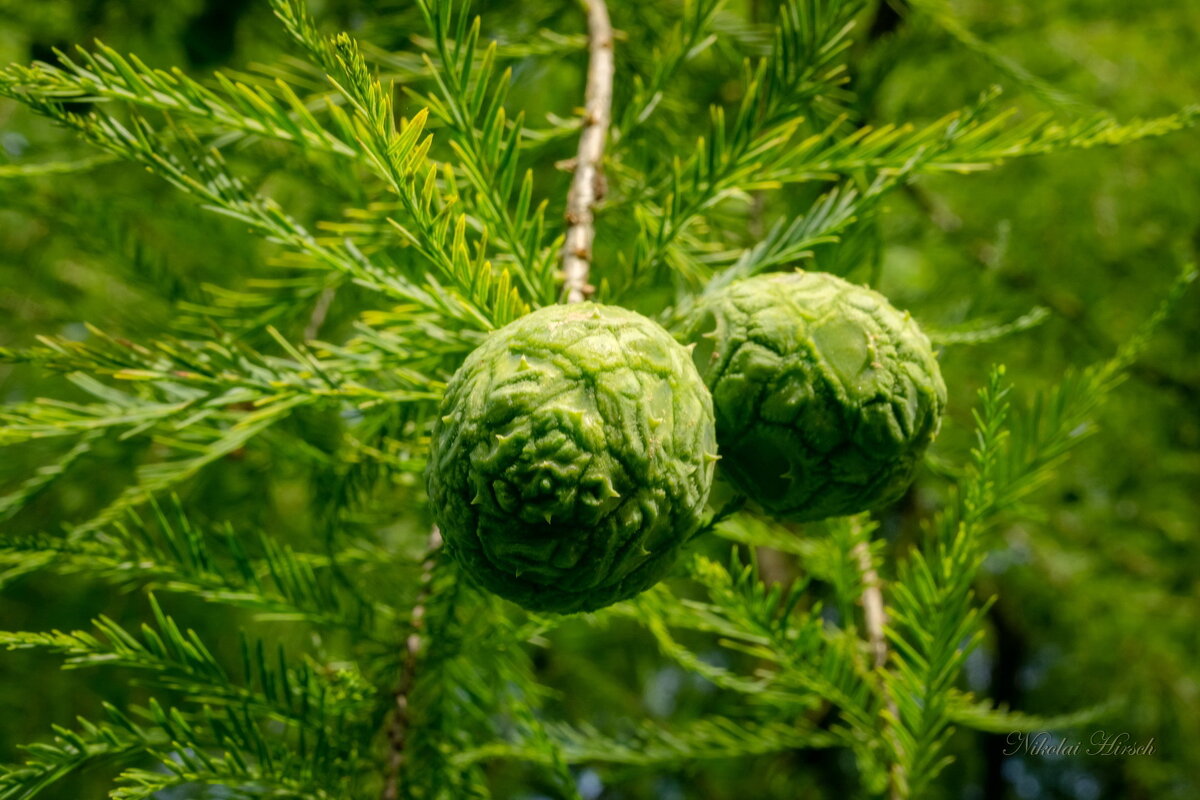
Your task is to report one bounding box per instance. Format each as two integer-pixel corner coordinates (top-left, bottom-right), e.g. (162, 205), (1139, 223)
(683, 271), (946, 521)
(427, 303), (717, 613)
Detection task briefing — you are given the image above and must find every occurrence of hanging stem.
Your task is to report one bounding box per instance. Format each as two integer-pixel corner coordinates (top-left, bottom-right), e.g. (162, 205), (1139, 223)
(304, 285), (338, 340)
(561, 0), (614, 303)
(854, 537), (903, 799)
(381, 527), (442, 800)
(854, 540), (888, 669)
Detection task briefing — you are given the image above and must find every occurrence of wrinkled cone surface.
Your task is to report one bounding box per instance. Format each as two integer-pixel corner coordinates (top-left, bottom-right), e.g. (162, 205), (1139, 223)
(428, 303), (717, 613)
(684, 271), (946, 521)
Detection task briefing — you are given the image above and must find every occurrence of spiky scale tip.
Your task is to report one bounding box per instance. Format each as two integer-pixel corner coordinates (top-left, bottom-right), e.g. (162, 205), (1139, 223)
(426, 302), (717, 614)
(681, 271), (946, 521)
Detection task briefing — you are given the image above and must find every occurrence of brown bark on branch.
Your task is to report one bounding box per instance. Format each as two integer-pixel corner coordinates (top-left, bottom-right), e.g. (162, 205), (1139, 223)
(854, 537), (902, 800)
(381, 527), (442, 800)
(853, 540), (889, 669)
(561, 0), (614, 303)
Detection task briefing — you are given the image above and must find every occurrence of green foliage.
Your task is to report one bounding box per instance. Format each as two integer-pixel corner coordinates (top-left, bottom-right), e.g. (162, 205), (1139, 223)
(0, 0), (1196, 798)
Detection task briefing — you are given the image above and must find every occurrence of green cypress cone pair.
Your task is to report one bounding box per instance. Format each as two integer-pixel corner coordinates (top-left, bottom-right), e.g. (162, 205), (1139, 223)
(426, 272), (946, 613)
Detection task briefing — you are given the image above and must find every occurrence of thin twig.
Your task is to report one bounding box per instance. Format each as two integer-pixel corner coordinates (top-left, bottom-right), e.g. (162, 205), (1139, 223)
(561, 0), (614, 303)
(304, 285), (338, 341)
(853, 538), (903, 800)
(853, 540), (888, 669)
(382, 527), (442, 800)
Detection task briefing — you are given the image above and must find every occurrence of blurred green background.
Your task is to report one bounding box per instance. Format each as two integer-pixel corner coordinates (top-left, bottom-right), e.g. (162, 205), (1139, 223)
(1, 0), (1197, 798)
